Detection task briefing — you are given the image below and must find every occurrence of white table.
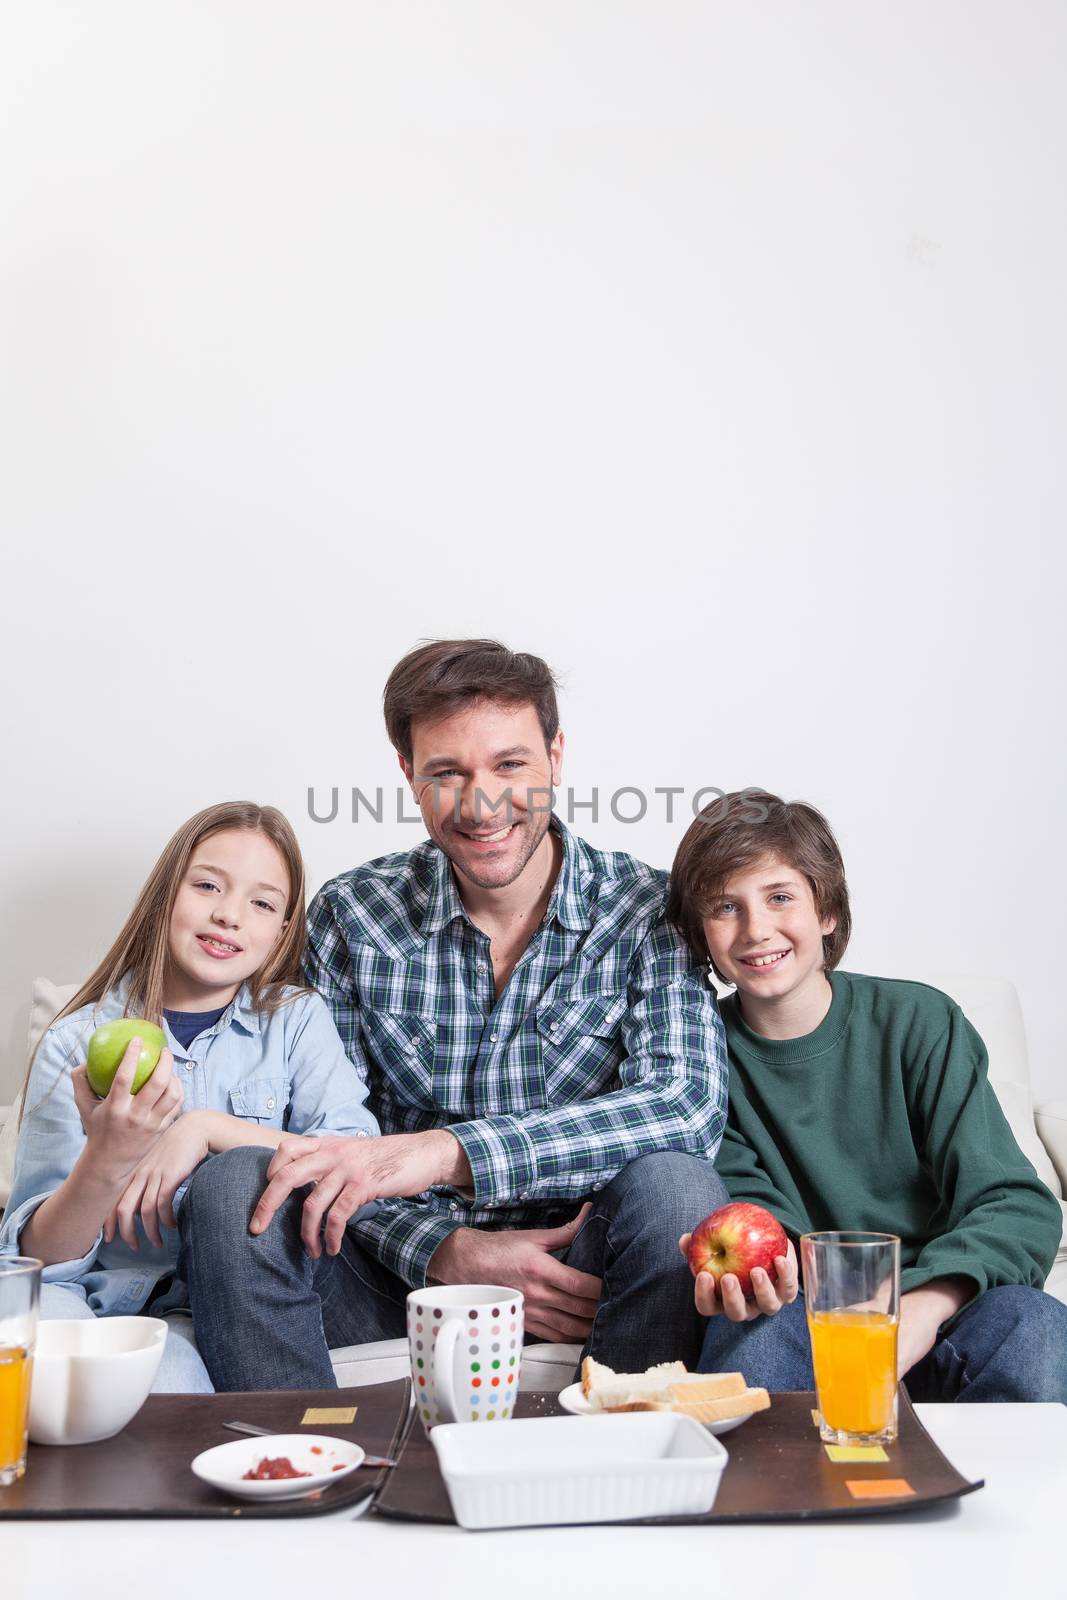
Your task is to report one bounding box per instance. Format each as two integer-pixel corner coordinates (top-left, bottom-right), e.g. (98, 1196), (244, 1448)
(6, 1405), (1066, 1600)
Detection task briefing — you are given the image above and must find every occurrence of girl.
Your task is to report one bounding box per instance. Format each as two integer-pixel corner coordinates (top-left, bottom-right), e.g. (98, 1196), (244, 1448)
(0, 801), (379, 1392)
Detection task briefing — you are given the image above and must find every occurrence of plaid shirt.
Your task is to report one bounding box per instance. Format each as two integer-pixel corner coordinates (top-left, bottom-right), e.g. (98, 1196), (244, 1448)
(304, 819), (728, 1287)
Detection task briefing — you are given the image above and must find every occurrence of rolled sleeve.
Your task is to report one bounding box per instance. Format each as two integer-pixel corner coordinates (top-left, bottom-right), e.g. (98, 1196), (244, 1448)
(0, 1190), (103, 1284)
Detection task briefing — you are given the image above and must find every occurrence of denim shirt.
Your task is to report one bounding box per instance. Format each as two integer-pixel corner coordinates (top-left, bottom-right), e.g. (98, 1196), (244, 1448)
(0, 979), (379, 1315)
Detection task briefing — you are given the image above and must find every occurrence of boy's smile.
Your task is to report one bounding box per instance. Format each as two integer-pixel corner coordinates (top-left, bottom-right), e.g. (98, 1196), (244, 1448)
(702, 853), (836, 1037)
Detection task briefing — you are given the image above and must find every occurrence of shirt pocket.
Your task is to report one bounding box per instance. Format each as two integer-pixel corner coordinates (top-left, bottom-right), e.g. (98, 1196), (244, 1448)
(358, 1007), (442, 1113)
(228, 1075), (291, 1128)
(535, 990), (628, 1099)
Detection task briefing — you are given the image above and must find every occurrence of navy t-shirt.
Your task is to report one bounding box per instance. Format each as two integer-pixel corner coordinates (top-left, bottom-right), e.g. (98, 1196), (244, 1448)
(163, 1005), (228, 1052)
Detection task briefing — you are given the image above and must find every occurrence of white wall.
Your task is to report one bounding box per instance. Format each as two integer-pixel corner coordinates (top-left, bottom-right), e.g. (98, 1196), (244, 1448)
(2, 2), (1064, 1104)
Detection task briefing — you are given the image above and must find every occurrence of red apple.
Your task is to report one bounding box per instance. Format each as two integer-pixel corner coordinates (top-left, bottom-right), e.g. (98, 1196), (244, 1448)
(687, 1202), (788, 1300)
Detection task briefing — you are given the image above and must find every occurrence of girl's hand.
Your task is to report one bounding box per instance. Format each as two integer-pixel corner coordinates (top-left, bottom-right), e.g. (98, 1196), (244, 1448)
(104, 1110), (210, 1250)
(678, 1232), (800, 1323)
(71, 1037), (184, 1188)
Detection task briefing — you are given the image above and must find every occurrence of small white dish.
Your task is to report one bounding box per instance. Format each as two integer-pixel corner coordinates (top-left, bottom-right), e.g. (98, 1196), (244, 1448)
(557, 1381), (748, 1436)
(191, 1434), (365, 1502)
(432, 1412), (727, 1530)
(29, 1317), (167, 1446)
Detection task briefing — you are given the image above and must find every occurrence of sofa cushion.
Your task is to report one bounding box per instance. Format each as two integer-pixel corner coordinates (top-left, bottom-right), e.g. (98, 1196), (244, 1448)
(27, 977), (81, 1061)
(0, 978), (80, 1209)
(329, 1338), (581, 1392)
(922, 975), (1062, 1199)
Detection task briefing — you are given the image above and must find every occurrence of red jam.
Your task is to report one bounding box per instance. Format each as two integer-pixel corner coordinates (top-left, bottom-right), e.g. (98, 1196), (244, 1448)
(242, 1455), (310, 1481)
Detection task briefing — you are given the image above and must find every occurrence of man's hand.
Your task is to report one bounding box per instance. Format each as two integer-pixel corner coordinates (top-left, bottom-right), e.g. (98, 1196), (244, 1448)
(429, 1205), (602, 1343)
(897, 1277), (974, 1378)
(678, 1232), (799, 1323)
(249, 1129), (472, 1257)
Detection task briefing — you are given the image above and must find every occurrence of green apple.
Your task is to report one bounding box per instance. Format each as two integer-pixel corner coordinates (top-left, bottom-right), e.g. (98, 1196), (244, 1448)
(86, 1018), (166, 1098)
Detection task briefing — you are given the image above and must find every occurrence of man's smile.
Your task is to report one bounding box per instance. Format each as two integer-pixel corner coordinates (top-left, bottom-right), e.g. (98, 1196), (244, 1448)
(454, 823), (517, 848)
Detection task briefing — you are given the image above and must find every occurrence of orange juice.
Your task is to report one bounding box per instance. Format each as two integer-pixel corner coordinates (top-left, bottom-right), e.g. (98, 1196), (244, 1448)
(0, 1344), (34, 1482)
(808, 1310), (897, 1435)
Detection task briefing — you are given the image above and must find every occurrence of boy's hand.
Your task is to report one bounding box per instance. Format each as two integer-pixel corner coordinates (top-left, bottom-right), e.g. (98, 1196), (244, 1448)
(678, 1232), (799, 1322)
(897, 1278), (974, 1377)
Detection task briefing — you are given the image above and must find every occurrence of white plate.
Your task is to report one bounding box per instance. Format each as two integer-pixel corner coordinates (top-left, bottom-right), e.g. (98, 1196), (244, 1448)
(557, 1382), (748, 1436)
(191, 1434), (365, 1502)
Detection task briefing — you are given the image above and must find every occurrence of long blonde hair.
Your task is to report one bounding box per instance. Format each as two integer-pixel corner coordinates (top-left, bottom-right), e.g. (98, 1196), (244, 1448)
(22, 802), (309, 1110)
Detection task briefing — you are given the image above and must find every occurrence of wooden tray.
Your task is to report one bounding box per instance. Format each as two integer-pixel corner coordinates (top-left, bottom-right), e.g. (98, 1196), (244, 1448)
(373, 1389), (984, 1525)
(0, 1382), (414, 1519)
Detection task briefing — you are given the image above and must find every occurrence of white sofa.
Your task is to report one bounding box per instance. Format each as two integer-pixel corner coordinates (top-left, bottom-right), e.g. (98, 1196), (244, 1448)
(3, 974), (1066, 1392)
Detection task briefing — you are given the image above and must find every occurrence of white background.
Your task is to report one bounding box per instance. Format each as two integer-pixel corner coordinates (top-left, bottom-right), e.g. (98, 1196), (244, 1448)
(1, 2), (1064, 1104)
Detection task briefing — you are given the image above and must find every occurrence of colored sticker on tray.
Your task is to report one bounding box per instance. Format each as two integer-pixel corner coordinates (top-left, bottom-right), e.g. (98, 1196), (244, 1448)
(845, 1478), (915, 1500)
(301, 1406), (358, 1425)
(825, 1444), (890, 1463)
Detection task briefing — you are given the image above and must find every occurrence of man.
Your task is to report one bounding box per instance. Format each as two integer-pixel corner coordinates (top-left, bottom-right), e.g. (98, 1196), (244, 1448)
(180, 640), (729, 1390)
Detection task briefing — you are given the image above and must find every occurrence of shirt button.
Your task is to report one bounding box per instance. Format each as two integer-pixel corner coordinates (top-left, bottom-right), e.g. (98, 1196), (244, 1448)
(266, 1097), (276, 1111)
(549, 1022), (559, 1033)
(489, 1032), (498, 1043)
(410, 1037), (420, 1047)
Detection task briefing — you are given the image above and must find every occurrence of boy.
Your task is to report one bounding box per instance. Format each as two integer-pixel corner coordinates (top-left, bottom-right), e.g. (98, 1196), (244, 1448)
(666, 791), (1067, 1402)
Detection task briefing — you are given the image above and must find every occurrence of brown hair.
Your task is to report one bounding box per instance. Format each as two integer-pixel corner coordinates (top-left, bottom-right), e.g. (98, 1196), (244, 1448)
(383, 639), (560, 764)
(21, 802), (308, 1116)
(667, 789), (852, 978)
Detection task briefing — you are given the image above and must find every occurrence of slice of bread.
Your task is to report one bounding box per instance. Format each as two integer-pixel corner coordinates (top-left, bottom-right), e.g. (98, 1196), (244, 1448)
(667, 1373), (747, 1402)
(613, 1387), (771, 1422)
(671, 1387), (770, 1423)
(580, 1358), (748, 1412)
(580, 1355), (688, 1410)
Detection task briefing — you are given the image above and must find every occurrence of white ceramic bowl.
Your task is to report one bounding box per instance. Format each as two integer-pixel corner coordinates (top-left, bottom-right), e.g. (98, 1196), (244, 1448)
(28, 1316), (167, 1446)
(431, 1412), (728, 1530)
(191, 1434), (365, 1502)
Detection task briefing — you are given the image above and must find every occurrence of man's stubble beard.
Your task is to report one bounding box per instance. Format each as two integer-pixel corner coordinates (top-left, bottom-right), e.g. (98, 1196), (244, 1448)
(440, 807), (554, 893)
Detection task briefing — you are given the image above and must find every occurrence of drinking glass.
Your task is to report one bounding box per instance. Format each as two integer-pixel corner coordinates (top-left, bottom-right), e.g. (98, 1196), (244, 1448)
(1, 1257), (42, 1485)
(800, 1232), (900, 1447)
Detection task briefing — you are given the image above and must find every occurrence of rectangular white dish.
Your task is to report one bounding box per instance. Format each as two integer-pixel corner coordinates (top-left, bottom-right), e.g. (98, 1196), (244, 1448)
(430, 1412), (728, 1530)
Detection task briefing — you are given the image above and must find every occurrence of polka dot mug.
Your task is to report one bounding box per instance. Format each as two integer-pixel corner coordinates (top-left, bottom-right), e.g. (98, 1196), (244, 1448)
(406, 1285), (524, 1430)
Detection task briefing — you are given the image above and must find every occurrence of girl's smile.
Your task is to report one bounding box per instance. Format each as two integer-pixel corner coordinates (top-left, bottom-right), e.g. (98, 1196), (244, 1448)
(194, 933), (244, 959)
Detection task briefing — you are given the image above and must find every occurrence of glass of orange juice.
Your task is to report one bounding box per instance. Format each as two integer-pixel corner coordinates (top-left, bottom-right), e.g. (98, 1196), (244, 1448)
(800, 1232), (900, 1447)
(1, 1257), (42, 1486)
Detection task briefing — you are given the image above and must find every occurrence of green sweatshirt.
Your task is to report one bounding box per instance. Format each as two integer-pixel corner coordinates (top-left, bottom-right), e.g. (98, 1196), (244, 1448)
(715, 971), (1061, 1297)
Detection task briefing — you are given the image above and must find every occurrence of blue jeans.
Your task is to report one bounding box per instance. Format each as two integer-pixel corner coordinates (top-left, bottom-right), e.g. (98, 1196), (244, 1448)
(178, 1146), (728, 1391)
(696, 1285), (1067, 1402)
(39, 1283), (214, 1394)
